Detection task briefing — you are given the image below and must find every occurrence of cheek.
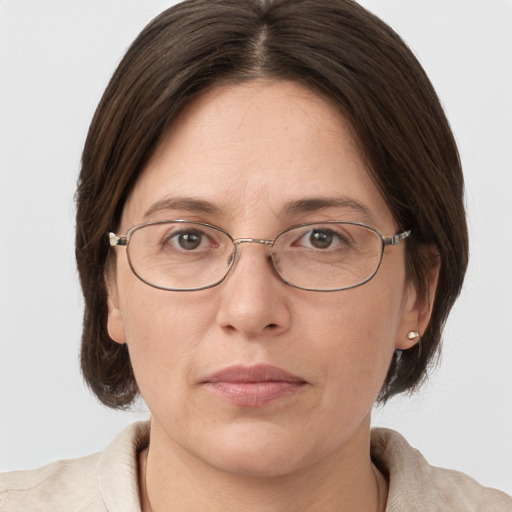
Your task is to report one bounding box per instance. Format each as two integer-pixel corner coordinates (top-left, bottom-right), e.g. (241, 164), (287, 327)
(116, 272), (217, 398)
(314, 296), (394, 378)
(306, 267), (406, 399)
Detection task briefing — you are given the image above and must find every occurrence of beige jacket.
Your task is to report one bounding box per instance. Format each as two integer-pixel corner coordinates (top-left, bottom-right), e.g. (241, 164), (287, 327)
(1, 422), (510, 511)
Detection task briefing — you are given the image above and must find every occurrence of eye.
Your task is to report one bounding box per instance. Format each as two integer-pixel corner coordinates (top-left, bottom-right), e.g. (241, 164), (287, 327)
(308, 229), (333, 249)
(164, 229), (217, 251)
(296, 228), (350, 250)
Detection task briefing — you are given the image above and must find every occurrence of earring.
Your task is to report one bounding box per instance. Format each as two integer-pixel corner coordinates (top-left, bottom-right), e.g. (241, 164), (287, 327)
(407, 331), (420, 340)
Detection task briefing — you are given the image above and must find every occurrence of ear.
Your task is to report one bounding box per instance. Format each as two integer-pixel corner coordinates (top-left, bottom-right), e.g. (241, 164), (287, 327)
(106, 274), (127, 345)
(396, 249), (440, 350)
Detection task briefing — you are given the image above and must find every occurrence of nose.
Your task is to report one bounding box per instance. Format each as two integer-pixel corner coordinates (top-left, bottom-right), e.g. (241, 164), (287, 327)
(215, 241), (291, 338)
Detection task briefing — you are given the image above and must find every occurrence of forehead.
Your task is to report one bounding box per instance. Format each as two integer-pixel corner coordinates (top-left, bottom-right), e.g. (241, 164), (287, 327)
(122, 79), (395, 233)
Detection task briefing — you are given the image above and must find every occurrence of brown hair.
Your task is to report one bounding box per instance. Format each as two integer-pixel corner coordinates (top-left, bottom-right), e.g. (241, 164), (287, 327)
(76, 0), (468, 408)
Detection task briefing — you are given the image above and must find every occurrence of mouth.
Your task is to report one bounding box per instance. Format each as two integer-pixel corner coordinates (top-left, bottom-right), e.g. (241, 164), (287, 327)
(203, 364), (307, 407)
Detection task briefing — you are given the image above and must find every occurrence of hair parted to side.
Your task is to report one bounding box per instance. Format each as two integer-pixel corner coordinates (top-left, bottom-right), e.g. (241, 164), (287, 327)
(76, 0), (468, 408)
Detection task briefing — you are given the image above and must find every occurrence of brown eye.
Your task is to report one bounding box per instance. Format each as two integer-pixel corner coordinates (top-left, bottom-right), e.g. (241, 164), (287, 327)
(177, 232), (202, 250)
(292, 227), (352, 251)
(161, 229), (208, 251)
(309, 229), (333, 249)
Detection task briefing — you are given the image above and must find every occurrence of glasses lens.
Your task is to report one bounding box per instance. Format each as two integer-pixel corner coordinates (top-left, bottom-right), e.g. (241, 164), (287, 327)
(272, 223), (383, 291)
(127, 222), (234, 290)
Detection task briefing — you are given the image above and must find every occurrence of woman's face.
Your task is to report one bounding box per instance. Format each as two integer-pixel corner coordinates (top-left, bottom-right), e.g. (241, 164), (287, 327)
(108, 80), (423, 477)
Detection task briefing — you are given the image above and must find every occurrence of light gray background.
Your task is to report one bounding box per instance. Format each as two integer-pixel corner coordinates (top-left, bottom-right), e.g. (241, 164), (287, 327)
(1, 0), (511, 494)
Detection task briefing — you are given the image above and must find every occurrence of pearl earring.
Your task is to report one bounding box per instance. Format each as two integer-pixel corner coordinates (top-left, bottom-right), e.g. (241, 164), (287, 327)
(407, 331), (420, 340)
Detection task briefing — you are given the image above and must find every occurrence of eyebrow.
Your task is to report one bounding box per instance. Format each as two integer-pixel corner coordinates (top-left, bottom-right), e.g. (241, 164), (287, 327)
(281, 197), (375, 221)
(143, 197), (222, 220)
(142, 195), (375, 223)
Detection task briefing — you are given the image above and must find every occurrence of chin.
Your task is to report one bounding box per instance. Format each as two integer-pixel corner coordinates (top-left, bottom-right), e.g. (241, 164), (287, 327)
(192, 422), (319, 478)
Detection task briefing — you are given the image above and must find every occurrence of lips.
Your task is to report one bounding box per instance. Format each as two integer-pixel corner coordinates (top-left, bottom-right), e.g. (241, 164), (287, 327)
(203, 364), (307, 407)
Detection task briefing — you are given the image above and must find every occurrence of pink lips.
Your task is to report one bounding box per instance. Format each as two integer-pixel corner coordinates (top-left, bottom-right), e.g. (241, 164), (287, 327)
(203, 364), (307, 407)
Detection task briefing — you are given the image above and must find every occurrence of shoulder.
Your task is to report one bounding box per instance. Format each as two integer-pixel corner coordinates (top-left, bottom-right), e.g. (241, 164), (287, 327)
(371, 428), (512, 512)
(0, 452), (103, 511)
(0, 421), (150, 512)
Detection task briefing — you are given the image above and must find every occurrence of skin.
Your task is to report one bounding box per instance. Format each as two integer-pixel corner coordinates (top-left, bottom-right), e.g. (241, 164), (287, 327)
(107, 80), (437, 511)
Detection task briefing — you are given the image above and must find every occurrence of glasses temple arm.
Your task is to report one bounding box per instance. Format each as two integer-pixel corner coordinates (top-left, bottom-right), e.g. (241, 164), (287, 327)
(109, 232), (128, 247)
(384, 230), (411, 246)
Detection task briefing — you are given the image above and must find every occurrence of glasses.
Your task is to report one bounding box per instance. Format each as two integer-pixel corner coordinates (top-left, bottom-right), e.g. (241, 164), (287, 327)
(109, 220), (410, 292)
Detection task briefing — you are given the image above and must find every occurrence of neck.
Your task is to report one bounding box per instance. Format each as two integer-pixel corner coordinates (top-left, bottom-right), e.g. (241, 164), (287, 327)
(139, 419), (388, 512)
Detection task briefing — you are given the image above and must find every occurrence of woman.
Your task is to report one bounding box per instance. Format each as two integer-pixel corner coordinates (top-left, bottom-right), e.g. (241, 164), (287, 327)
(1, 0), (510, 510)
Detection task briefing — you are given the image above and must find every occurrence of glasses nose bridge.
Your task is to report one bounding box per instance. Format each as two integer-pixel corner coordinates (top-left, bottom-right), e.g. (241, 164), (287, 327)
(229, 238), (278, 278)
(233, 237), (274, 248)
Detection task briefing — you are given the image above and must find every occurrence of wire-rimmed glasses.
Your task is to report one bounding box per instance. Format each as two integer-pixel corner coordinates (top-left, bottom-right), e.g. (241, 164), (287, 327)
(109, 220), (410, 292)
